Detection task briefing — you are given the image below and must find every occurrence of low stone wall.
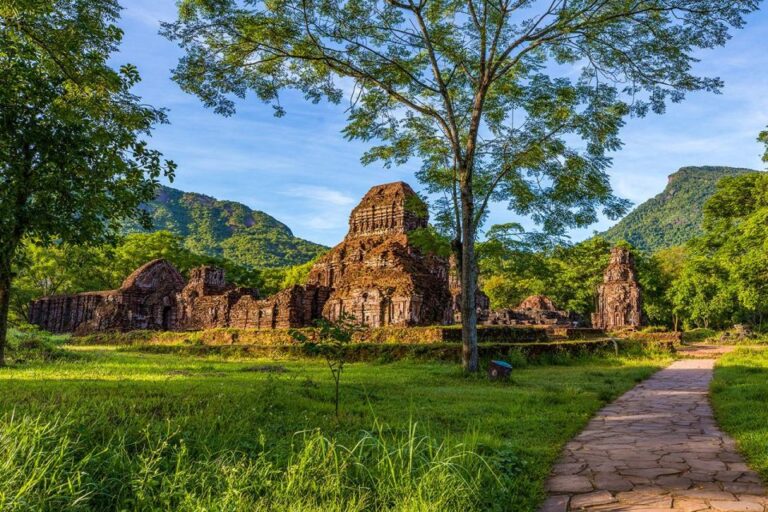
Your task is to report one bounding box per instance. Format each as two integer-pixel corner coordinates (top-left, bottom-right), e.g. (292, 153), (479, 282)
(73, 325), (551, 346)
(622, 331), (683, 344)
(440, 325), (550, 343)
(117, 338), (674, 363)
(548, 328), (605, 339)
(75, 325), (688, 348)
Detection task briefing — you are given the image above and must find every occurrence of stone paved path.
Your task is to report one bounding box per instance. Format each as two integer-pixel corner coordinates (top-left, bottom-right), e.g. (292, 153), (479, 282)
(540, 350), (767, 511)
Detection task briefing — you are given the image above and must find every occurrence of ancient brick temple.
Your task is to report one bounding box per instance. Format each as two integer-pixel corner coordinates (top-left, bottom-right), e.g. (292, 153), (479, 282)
(306, 182), (452, 327)
(29, 260), (187, 333)
(591, 247), (643, 330)
(29, 181), (455, 334)
(28, 258), (332, 334)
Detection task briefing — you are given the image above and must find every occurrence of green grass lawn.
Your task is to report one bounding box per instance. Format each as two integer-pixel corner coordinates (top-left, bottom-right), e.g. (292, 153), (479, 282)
(0, 343), (671, 511)
(712, 347), (768, 481)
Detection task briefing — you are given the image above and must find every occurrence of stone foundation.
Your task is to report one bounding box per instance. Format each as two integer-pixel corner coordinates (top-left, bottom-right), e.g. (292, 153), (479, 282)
(480, 295), (575, 326)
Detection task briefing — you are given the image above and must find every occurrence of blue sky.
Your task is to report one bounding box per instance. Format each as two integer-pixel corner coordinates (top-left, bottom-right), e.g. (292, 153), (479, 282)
(116, 2), (768, 247)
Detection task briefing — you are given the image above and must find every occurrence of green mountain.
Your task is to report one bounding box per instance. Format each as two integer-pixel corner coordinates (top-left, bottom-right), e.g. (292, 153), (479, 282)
(602, 166), (759, 252)
(126, 185), (327, 268)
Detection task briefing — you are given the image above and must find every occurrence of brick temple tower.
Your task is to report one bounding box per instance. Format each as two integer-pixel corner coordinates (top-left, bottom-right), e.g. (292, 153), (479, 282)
(592, 247), (642, 330)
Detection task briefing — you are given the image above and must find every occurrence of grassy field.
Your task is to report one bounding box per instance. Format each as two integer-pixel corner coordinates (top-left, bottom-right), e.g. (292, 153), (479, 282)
(0, 332), (672, 511)
(712, 347), (768, 482)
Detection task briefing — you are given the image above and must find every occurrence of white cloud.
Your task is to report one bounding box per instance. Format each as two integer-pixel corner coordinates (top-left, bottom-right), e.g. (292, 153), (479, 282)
(280, 186), (356, 206)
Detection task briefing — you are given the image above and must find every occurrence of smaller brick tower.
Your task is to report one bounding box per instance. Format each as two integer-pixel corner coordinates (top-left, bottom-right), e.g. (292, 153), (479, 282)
(592, 247), (642, 330)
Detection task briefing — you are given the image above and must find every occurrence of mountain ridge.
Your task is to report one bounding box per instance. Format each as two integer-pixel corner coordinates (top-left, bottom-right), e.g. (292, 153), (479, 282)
(601, 165), (760, 252)
(125, 185), (327, 268)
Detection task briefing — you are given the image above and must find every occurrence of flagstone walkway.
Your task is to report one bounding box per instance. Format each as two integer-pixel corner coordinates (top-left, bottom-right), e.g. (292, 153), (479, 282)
(540, 346), (767, 511)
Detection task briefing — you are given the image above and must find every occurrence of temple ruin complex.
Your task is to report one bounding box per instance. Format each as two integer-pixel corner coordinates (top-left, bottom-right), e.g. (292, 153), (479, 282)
(28, 182), (644, 335)
(305, 182), (453, 327)
(29, 182), (454, 334)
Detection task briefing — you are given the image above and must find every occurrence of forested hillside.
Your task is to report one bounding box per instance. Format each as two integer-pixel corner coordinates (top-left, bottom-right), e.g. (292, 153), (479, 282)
(125, 186), (327, 268)
(602, 166), (758, 251)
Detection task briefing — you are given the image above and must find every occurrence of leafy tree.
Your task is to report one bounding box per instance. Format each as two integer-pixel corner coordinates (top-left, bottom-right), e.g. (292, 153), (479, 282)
(291, 314), (361, 419)
(649, 246), (688, 329)
(477, 224), (554, 309)
(702, 173), (768, 326)
(549, 238), (612, 317)
(635, 251), (674, 328)
(670, 173), (768, 329)
(408, 226), (453, 259)
(670, 257), (735, 329)
(281, 256), (324, 288)
(10, 242), (112, 323)
(163, 0), (757, 371)
(109, 231), (195, 285)
(0, 0), (175, 365)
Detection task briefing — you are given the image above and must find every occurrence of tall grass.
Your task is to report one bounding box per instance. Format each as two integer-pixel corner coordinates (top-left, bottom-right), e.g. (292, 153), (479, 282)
(0, 413), (498, 511)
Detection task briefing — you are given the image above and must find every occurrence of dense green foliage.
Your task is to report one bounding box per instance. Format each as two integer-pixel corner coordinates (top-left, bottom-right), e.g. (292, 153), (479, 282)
(125, 186), (327, 269)
(479, 237), (674, 326)
(712, 348), (768, 482)
(0, 0), (174, 365)
(602, 166), (757, 251)
(0, 343), (667, 510)
(669, 172), (768, 329)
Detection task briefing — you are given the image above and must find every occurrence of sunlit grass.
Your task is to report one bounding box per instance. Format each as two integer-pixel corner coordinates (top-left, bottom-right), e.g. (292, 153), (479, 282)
(0, 341), (671, 510)
(712, 346), (768, 480)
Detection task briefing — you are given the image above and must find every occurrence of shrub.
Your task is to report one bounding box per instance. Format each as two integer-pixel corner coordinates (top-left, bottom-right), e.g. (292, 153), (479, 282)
(682, 328), (718, 343)
(4, 327), (75, 364)
(291, 314), (362, 419)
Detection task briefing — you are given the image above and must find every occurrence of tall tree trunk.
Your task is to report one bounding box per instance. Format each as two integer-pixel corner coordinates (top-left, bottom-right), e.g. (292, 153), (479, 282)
(460, 181), (478, 372)
(0, 267), (11, 368)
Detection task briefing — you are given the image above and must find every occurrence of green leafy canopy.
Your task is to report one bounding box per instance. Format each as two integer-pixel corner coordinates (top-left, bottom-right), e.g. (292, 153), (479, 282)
(1, 0), (175, 250)
(670, 172), (768, 328)
(162, 0), (756, 239)
(0, 0), (175, 364)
